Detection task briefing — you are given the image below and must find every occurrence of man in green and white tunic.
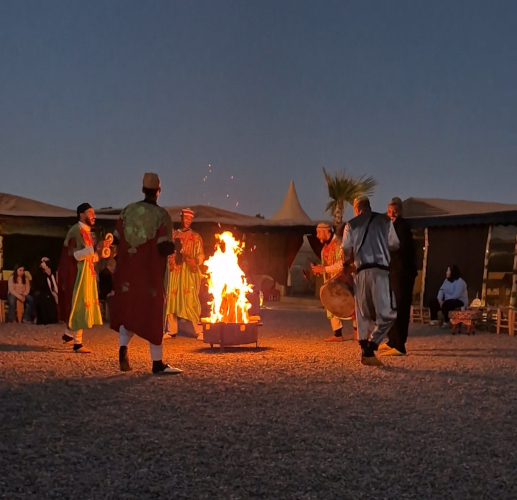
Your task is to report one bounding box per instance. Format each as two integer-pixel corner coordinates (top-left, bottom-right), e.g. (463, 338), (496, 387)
(58, 203), (108, 353)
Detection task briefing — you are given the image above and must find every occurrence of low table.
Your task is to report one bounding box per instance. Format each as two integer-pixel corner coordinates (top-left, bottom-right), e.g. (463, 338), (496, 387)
(449, 310), (481, 335)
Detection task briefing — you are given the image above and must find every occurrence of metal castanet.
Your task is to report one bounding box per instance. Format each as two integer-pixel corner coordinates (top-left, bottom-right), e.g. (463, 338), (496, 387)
(319, 264), (355, 320)
(101, 233), (114, 259)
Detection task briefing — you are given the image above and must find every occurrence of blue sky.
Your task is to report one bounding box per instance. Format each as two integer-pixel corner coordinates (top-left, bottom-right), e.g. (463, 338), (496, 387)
(0, 0), (515, 219)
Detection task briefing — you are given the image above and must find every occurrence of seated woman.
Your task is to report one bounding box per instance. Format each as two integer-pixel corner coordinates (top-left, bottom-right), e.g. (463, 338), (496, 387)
(7, 264), (33, 323)
(32, 257), (59, 325)
(429, 265), (468, 327)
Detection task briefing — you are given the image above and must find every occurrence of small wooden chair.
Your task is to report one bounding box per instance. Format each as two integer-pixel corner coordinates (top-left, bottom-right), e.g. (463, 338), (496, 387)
(16, 300), (24, 323)
(410, 305), (430, 324)
(510, 309), (516, 337)
(482, 307), (498, 332)
(496, 308), (515, 335)
(0, 280), (8, 323)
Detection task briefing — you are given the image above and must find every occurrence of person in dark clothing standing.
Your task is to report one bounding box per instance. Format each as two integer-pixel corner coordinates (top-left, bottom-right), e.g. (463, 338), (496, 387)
(380, 197), (417, 356)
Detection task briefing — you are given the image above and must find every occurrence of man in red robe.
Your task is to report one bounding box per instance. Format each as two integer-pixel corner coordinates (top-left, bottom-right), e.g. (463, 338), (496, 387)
(110, 173), (182, 375)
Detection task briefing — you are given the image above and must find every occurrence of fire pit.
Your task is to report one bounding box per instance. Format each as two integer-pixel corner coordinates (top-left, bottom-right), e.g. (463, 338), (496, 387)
(201, 318), (262, 352)
(201, 231), (263, 352)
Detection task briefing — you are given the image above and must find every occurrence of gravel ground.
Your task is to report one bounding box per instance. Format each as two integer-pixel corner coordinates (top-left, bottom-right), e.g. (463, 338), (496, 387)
(1, 308), (517, 500)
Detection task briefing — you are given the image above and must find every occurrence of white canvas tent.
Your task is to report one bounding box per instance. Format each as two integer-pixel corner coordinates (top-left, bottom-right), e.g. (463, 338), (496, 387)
(268, 181), (319, 294)
(271, 180), (313, 224)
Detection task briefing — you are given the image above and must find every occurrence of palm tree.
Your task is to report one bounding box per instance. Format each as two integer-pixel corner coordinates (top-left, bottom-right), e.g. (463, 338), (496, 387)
(323, 167), (378, 226)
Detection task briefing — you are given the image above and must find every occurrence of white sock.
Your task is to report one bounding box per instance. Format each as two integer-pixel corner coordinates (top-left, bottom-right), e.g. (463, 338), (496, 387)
(166, 314), (178, 335)
(119, 325), (134, 347)
(149, 343), (163, 361)
(73, 329), (83, 345)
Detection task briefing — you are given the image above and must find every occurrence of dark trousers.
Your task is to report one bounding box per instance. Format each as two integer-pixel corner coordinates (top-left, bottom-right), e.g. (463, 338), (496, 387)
(429, 298), (464, 322)
(387, 275), (414, 354)
(35, 293), (58, 325)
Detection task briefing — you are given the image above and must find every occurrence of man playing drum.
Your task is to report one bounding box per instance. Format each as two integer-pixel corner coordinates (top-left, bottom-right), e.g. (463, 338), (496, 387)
(311, 222), (346, 342)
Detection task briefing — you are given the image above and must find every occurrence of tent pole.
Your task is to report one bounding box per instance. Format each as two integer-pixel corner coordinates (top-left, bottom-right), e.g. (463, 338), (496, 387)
(420, 228), (429, 307)
(481, 226), (492, 306)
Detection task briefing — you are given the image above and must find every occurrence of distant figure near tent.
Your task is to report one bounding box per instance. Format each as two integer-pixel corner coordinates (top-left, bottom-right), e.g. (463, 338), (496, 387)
(33, 257), (59, 325)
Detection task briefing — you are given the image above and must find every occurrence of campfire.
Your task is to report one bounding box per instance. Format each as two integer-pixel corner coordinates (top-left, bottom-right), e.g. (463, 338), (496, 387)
(201, 231), (261, 350)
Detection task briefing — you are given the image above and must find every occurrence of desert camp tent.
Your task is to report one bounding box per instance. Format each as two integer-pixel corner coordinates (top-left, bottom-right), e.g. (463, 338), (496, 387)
(0, 193), (113, 272)
(404, 197), (517, 308)
(269, 181), (319, 294)
(0, 192), (76, 235)
(1, 188), (320, 289)
(271, 181), (312, 224)
(0, 193), (77, 272)
(404, 197), (517, 226)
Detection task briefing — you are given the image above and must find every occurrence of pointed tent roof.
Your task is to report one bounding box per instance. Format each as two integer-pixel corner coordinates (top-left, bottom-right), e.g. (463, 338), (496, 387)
(271, 181), (312, 223)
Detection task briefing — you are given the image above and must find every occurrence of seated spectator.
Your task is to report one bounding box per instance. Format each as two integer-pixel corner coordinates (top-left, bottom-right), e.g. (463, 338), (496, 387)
(429, 265), (468, 328)
(7, 264), (33, 323)
(32, 257), (59, 325)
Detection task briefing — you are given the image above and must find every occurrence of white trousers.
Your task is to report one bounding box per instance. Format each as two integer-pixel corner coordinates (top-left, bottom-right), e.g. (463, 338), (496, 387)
(354, 268), (396, 345)
(119, 326), (162, 361)
(166, 314), (203, 335)
(73, 329), (83, 345)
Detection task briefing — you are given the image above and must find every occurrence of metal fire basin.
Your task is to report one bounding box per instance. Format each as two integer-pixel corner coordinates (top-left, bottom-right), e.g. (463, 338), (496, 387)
(202, 321), (260, 352)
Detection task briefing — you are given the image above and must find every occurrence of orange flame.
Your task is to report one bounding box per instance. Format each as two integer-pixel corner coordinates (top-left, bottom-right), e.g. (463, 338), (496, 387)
(204, 232), (253, 323)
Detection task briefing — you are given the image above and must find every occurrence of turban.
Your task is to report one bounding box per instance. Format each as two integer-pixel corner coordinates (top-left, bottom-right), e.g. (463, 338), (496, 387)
(317, 222), (331, 230)
(143, 172), (161, 190)
(181, 208), (194, 218)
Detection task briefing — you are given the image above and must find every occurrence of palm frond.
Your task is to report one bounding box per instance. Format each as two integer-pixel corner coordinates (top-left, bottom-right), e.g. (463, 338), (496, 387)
(322, 167), (378, 207)
(324, 200), (336, 214)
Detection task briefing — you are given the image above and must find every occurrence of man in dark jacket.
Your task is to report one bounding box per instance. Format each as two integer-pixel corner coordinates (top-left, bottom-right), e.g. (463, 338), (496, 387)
(380, 197), (417, 356)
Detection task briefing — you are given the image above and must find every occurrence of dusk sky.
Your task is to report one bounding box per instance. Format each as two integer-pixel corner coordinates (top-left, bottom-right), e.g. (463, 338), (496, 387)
(1, 0), (515, 219)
